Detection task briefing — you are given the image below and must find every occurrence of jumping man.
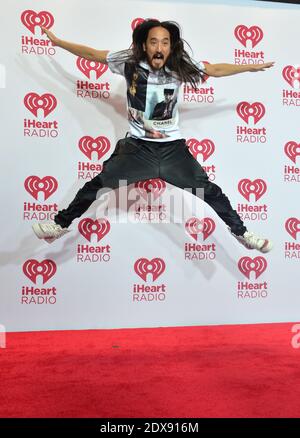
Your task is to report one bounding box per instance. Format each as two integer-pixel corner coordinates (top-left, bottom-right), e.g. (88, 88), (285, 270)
(32, 19), (274, 252)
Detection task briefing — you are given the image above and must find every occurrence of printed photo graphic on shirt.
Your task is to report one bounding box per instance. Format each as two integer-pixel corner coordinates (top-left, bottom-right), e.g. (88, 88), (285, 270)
(127, 82), (178, 139)
(125, 64), (148, 112)
(151, 88), (177, 120)
(143, 85), (178, 139)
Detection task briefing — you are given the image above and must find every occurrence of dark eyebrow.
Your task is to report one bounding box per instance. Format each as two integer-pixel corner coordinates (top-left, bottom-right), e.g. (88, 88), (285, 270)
(149, 37), (170, 41)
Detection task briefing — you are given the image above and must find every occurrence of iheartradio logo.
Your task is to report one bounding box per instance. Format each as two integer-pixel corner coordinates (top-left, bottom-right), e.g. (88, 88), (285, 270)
(135, 179), (166, 201)
(134, 258), (165, 282)
(238, 256), (267, 280)
(23, 259), (56, 284)
(78, 218), (110, 242)
(21, 10), (54, 35)
(234, 25), (263, 49)
(131, 18), (158, 30)
(76, 57), (108, 80)
(131, 17), (145, 30)
(186, 138), (215, 162)
(282, 66), (300, 89)
(79, 136), (110, 160)
(185, 217), (215, 241)
(24, 176), (58, 201)
(237, 102), (265, 125)
(238, 179), (267, 202)
(24, 93), (57, 118)
(284, 141), (300, 164)
(285, 217), (300, 240)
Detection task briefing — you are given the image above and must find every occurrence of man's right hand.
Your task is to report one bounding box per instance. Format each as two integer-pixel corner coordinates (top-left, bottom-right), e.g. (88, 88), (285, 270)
(39, 27), (108, 62)
(40, 26), (60, 46)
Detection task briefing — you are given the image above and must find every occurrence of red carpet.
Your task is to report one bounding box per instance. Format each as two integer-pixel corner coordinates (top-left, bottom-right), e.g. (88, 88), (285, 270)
(0, 323), (299, 418)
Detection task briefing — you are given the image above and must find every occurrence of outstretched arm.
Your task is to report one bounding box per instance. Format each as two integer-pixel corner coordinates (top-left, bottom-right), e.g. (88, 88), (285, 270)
(204, 62), (275, 77)
(41, 26), (109, 63)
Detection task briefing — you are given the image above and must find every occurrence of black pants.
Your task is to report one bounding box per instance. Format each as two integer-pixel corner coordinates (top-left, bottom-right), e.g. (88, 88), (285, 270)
(54, 137), (246, 236)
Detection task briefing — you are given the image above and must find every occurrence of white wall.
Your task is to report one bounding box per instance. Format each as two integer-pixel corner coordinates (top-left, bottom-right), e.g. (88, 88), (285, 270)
(1, 0), (300, 332)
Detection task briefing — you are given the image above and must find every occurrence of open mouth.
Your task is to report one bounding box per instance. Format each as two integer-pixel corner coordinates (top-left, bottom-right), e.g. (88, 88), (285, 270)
(153, 53), (164, 60)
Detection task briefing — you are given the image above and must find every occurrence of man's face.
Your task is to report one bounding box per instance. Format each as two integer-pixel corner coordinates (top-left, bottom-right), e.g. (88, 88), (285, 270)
(143, 26), (171, 70)
(164, 93), (173, 102)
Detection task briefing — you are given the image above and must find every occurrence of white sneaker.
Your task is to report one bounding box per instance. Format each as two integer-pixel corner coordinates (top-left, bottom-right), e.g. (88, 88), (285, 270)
(32, 222), (70, 244)
(234, 231), (273, 253)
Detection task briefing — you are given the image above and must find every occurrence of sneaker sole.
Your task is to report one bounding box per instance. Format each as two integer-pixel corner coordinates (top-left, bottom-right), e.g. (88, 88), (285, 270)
(260, 240), (273, 253)
(44, 237), (57, 244)
(32, 223), (47, 239)
(32, 223), (70, 243)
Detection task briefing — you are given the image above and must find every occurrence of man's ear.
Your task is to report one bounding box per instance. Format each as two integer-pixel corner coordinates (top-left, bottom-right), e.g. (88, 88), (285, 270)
(143, 42), (146, 52)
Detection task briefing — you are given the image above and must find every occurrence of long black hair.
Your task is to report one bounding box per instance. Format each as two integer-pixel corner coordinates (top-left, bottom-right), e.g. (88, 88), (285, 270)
(131, 19), (205, 88)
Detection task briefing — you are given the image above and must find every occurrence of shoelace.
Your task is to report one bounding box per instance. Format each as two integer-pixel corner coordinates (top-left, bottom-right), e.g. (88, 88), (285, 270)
(245, 232), (263, 248)
(41, 224), (61, 236)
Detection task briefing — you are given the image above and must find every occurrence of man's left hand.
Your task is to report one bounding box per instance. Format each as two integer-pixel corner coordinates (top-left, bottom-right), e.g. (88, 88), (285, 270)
(249, 62), (275, 72)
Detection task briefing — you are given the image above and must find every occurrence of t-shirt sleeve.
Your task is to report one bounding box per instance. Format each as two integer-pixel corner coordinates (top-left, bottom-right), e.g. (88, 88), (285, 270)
(107, 49), (131, 76)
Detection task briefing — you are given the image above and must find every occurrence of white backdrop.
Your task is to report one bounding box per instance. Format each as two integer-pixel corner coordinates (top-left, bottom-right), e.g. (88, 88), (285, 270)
(1, 0), (300, 332)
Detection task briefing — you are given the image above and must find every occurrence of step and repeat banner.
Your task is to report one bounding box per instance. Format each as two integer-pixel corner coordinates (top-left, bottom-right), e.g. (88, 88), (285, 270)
(0, 0), (299, 332)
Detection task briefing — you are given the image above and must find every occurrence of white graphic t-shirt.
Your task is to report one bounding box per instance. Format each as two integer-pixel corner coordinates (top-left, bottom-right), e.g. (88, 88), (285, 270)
(107, 50), (205, 142)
